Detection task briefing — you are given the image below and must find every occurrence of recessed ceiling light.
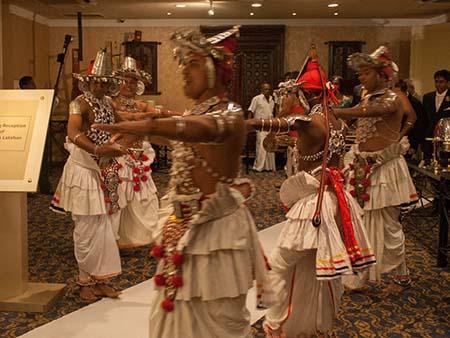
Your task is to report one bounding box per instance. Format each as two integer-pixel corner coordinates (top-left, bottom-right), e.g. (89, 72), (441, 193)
(334, 12), (339, 16)
(251, 3), (262, 8)
(250, 12), (254, 16)
(175, 4), (187, 8)
(328, 3), (339, 8)
(167, 12), (172, 16)
(292, 12), (297, 16)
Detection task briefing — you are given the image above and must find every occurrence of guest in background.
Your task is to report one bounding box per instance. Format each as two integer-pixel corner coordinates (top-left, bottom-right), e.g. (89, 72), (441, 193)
(19, 76), (36, 89)
(249, 81), (276, 172)
(331, 75), (352, 108)
(351, 83), (364, 106)
(395, 79), (427, 156)
(423, 69), (450, 161)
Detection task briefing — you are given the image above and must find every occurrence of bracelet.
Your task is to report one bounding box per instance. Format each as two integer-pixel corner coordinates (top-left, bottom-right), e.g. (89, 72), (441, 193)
(261, 119), (265, 131)
(406, 121), (414, 126)
(276, 118), (282, 134)
(93, 145), (99, 156)
(72, 132), (83, 145)
(173, 116), (186, 137)
(269, 119), (273, 133)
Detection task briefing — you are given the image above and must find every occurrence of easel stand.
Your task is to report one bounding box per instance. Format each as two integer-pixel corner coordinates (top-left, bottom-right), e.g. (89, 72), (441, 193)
(0, 192), (66, 312)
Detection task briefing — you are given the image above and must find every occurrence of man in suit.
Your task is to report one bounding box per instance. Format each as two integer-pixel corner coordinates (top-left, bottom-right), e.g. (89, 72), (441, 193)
(423, 69), (450, 161)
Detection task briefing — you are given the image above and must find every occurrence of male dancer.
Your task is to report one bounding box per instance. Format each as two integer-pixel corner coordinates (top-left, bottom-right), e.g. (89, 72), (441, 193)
(94, 26), (271, 338)
(247, 49), (375, 338)
(50, 50), (127, 301)
(112, 57), (158, 248)
(333, 46), (417, 290)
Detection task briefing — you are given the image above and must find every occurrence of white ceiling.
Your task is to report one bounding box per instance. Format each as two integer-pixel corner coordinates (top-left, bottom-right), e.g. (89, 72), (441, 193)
(8, 0), (450, 20)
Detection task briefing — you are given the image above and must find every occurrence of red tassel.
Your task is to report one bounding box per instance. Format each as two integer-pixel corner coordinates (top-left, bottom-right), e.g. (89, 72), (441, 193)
(133, 167), (141, 174)
(141, 175), (148, 182)
(140, 154), (149, 161)
(133, 176), (140, 183)
(133, 185), (140, 192)
(172, 252), (184, 267)
(161, 299), (174, 312)
(361, 193), (370, 201)
(350, 190), (356, 197)
(154, 274), (166, 286)
(169, 275), (183, 288)
(151, 245), (165, 259)
(144, 165), (151, 172)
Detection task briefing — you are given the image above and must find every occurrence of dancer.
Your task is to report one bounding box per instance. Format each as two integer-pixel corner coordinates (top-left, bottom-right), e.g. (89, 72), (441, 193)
(247, 49), (375, 338)
(94, 26), (271, 338)
(112, 56), (158, 248)
(50, 50), (127, 301)
(333, 46), (417, 290)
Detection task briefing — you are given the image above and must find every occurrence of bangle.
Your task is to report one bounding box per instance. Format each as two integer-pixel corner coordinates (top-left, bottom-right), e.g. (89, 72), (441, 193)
(72, 132), (83, 145)
(261, 119), (265, 131)
(277, 118), (282, 134)
(269, 119), (273, 133)
(406, 121), (414, 126)
(93, 145), (99, 156)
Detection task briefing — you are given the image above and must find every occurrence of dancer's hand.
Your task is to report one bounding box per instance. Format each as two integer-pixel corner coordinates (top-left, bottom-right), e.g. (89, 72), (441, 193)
(96, 139), (127, 157)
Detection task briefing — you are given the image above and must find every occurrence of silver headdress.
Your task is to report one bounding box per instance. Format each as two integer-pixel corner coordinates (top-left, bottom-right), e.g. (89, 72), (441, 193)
(348, 45), (399, 80)
(113, 56), (152, 95)
(73, 49), (121, 93)
(171, 25), (240, 65)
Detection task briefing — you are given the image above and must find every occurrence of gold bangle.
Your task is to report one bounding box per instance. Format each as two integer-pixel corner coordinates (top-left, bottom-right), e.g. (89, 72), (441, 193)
(277, 118), (282, 134)
(269, 119), (273, 133)
(93, 145), (99, 156)
(261, 118), (265, 131)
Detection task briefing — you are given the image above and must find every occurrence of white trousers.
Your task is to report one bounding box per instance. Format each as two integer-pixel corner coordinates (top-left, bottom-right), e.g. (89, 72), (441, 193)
(254, 131), (276, 172)
(343, 206), (409, 289)
(117, 195), (159, 248)
(72, 214), (121, 282)
(264, 248), (342, 337)
(149, 293), (252, 338)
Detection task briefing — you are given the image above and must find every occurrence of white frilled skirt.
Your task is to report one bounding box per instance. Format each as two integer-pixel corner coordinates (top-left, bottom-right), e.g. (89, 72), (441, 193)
(51, 141), (122, 279)
(149, 184), (270, 338)
(344, 140), (417, 282)
(116, 142), (159, 248)
(263, 171), (374, 336)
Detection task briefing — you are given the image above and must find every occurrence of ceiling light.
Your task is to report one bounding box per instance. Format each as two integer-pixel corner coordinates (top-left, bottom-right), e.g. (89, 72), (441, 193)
(175, 4), (187, 8)
(292, 12), (297, 16)
(328, 3), (339, 8)
(251, 3), (262, 8)
(167, 12), (172, 16)
(208, 0), (215, 16)
(334, 12), (339, 16)
(250, 12), (254, 16)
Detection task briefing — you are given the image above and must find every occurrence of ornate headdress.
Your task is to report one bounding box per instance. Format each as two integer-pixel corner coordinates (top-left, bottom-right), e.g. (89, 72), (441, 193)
(171, 25), (240, 87)
(295, 45), (339, 105)
(113, 56), (152, 95)
(73, 49), (121, 93)
(347, 45), (399, 81)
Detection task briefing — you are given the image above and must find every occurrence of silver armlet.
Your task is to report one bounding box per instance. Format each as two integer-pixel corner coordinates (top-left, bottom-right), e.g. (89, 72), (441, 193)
(173, 116), (186, 137)
(69, 100), (82, 115)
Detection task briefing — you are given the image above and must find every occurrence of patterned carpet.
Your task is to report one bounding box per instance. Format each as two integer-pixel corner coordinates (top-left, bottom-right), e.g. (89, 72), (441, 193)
(0, 168), (449, 338)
